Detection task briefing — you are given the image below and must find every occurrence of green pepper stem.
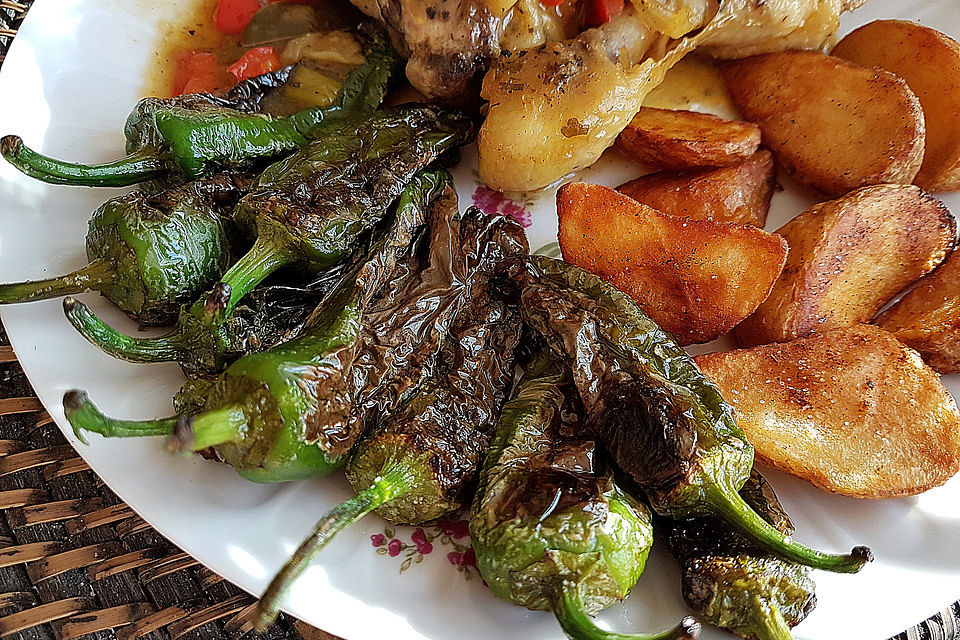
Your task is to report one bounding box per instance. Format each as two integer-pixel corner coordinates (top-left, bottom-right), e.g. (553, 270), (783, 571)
(704, 479), (872, 573)
(0, 259), (115, 304)
(168, 404), (248, 452)
(63, 297), (182, 363)
(1, 135), (168, 187)
(202, 233), (295, 324)
(252, 463), (416, 631)
(553, 588), (701, 640)
(63, 390), (179, 446)
(752, 605), (794, 640)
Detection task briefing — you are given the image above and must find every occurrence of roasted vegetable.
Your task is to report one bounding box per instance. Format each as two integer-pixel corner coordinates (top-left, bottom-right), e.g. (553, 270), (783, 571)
(513, 256), (871, 572)
(471, 350), (700, 640)
(735, 184), (955, 347)
(0, 176), (247, 324)
(659, 470), (816, 640)
(64, 170), (447, 482)
(558, 182), (787, 345)
(697, 325), (960, 499)
(719, 51), (925, 195)
(0, 32), (400, 187)
(252, 207), (527, 629)
(64, 107), (472, 376)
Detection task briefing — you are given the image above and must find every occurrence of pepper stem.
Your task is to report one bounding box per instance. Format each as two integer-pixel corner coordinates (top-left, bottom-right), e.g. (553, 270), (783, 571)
(168, 404), (248, 452)
(553, 587), (701, 640)
(63, 390), (180, 446)
(704, 479), (872, 573)
(0, 259), (115, 304)
(1, 135), (168, 187)
(752, 605), (794, 640)
(252, 463), (416, 631)
(202, 232), (295, 325)
(63, 297), (182, 363)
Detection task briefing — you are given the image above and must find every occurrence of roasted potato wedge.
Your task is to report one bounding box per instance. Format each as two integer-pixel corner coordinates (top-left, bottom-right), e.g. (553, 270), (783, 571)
(616, 149), (775, 227)
(719, 51), (926, 195)
(558, 182), (788, 345)
(696, 324), (960, 499)
(833, 20), (960, 191)
(614, 107), (761, 171)
(875, 248), (960, 373)
(735, 184), (955, 347)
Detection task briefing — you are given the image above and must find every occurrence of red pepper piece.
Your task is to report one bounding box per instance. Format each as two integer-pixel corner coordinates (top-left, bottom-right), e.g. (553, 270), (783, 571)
(172, 50), (234, 96)
(540, 0), (564, 7)
(214, 0), (262, 35)
(584, 0), (624, 27)
(227, 47), (282, 81)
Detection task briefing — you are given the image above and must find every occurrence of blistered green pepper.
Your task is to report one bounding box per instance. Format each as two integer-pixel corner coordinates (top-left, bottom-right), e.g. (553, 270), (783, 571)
(0, 176), (244, 325)
(0, 31), (401, 187)
(659, 471), (817, 640)
(514, 256), (871, 574)
(63, 106), (471, 375)
(470, 350), (700, 640)
(63, 170), (447, 482)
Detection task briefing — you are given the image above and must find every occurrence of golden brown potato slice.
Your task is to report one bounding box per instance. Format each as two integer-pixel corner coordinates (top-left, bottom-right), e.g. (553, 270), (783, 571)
(719, 51), (925, 195)
(616, 149), (775, 227)
(558, 181), (787, 345)
(696, 324), (960, 498)
(875, 248), (960, 373)
(735, 184), (955, 347)
(614, 107), (761, 171)
(833, 20), (960, 191)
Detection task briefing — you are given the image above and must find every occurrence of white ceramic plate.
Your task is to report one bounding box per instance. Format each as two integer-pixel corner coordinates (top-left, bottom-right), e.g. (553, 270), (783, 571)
(1, 1), (959, 638)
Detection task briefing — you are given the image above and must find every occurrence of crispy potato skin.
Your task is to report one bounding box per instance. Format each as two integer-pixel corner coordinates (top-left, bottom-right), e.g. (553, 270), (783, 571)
(719, 51), (926, 195)
(616, 149), (775, 227)
(614, 107), (761, 171)
(735, 184), (956, 347)
(696, 324), (960, 499)
(557, 182), (788, 345)
(876, 248), (960, 373)
(833, 20), (960, 191)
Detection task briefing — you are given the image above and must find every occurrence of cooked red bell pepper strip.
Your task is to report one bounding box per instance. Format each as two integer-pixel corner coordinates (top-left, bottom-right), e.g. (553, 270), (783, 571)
(584, 0), (624, 27)
(172, 50), (234, 96)
(540, 0), (563, 7)
(215, 0), (262, 35)
(227, 47), (282, 82)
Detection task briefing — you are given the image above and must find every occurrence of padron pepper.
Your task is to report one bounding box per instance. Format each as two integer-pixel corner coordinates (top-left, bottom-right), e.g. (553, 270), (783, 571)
(252, 207), (527, 629)
(470, 349), (700, 640)
(0, 29), (401, 187)
(513, 255), (872, 574)
(659, 470), (816, 640)
(0, 176), (245, 324)
(64, 106), (472, 376)
(64, 169), (448, 482)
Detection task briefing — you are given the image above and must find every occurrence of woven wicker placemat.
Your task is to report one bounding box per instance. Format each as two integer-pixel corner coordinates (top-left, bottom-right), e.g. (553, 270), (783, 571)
(0, 2), (958, 639)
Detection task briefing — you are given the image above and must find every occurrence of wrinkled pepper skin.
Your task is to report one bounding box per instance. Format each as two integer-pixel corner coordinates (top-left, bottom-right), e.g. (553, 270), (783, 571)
(64, 170), (447, 482)
(514, 256), (871, 574)
(659, 471), (816, 640)
(1, 31), (401, 187)
(0, 176), (243, 324)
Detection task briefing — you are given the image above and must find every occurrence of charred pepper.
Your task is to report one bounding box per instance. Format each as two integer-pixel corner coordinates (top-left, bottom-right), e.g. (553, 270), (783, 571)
(64, 106), (472, 375)
(0, 31), (400, 187)
(470, 350), (700, 640)
(252, 207), (527, 628)
(514, 256), (871, 574)
(0, 176), (245, 324)
(659, 470), (817, 640)
(64, 169), (448, 482)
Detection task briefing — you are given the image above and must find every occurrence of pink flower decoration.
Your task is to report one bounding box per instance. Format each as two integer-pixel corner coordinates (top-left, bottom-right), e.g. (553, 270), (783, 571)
(387, 538), (402, 557)
(461, 547), (477, 567)
(370, 533), (386, 547)
(447, 551), (463, 566)
(437, 518), (471, 539)
(471, 186), (532, 228)
(411, 528), (433, 555)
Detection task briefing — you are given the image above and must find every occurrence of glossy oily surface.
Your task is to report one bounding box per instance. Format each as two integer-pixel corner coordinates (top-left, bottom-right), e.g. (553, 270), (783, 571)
(0, 1), (959, 639)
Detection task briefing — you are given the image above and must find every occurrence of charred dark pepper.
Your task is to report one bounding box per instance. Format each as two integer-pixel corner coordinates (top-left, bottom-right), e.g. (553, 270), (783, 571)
(514, 256), (872, 574)
(0, 176), (246, 324)
(658, 470), (817, 640)
(470, 350), (701, 640)
(63, 106), (472, 376)
(0, 31), (400, 187)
